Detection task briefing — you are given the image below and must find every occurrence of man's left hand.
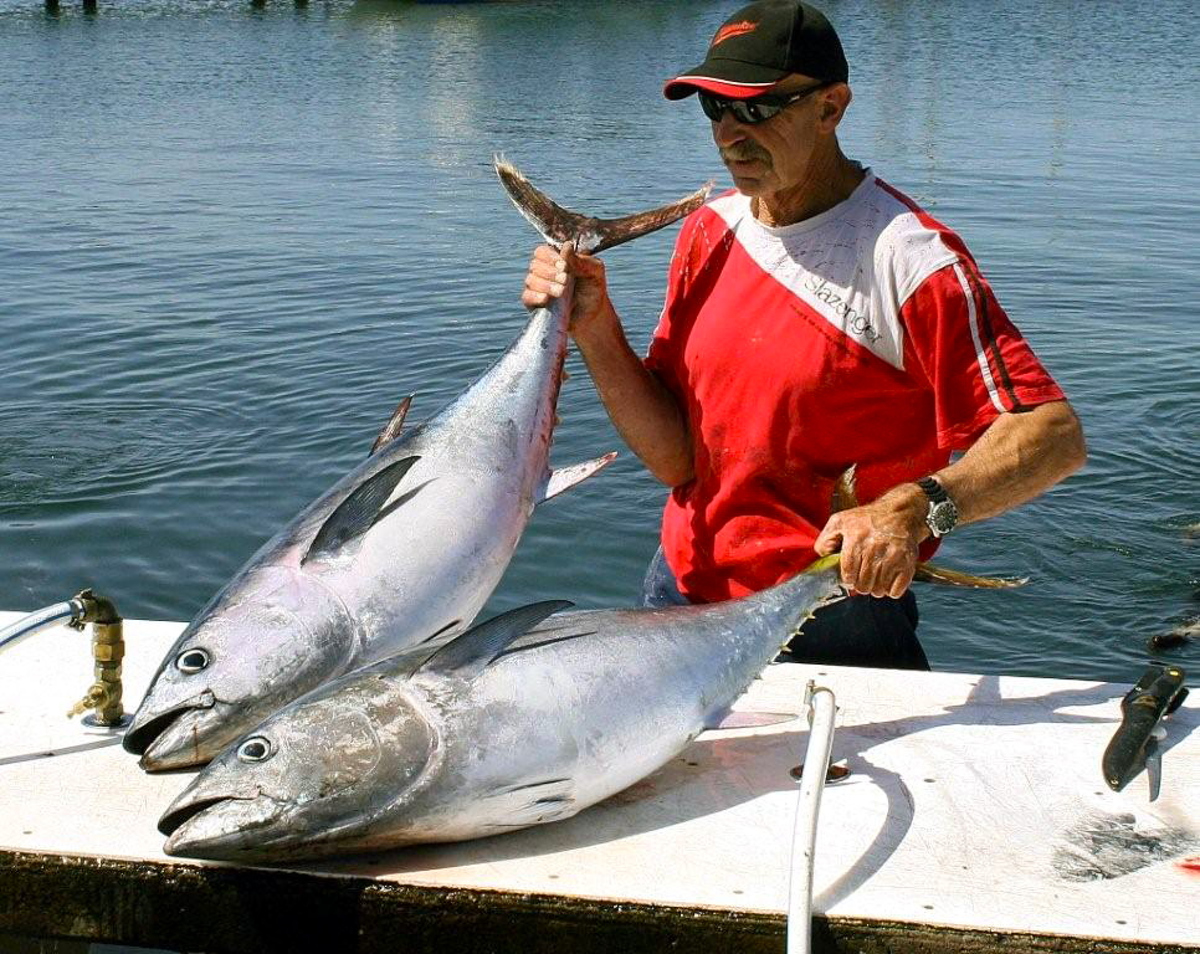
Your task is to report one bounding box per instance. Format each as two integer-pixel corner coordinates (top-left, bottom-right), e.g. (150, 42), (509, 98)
(813, 485), (928, 598)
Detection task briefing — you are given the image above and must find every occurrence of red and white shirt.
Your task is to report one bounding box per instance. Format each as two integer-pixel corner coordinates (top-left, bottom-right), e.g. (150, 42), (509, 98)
(644, 171), (1065, 603)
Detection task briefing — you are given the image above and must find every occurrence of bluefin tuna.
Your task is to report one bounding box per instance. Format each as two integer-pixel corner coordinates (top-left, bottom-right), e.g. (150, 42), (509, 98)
(157, 550), (1021, 861)
(123, 161), (712, 771)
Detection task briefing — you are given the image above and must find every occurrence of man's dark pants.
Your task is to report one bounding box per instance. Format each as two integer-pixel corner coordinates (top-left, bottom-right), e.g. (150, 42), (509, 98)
(641, 546), (931, 671)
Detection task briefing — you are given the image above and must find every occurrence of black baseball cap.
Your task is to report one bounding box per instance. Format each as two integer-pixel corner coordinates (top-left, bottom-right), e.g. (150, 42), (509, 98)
(664, 0), (848, 100)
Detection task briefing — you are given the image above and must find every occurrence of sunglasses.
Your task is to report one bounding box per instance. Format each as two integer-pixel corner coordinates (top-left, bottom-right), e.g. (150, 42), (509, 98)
(698, 82), (830, 125)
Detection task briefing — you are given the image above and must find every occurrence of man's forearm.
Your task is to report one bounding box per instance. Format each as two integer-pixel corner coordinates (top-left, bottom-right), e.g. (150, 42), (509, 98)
(815, 400), (1085, 596)
(573, 305), (694, 487)
(926, 400), (1086, 534)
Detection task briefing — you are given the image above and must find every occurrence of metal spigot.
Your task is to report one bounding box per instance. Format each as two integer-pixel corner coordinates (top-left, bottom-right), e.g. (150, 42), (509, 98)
(65, 589), (127, 727)
(0, 588), (128, 727)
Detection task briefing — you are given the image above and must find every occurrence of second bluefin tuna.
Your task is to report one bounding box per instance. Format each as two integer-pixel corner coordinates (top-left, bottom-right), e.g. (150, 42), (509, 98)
(158, 551), (1020, 860)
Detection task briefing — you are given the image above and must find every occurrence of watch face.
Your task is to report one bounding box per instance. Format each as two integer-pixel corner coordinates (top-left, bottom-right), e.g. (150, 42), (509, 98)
(928, 500), (958, 535)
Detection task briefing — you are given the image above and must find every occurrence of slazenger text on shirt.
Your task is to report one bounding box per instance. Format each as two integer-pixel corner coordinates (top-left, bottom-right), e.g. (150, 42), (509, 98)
(805, 276), (881, 343)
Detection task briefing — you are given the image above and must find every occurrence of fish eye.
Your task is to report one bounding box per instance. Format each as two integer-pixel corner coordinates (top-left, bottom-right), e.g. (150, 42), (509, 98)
(176, 648), (210, 674)
(237, 737), (274, 763)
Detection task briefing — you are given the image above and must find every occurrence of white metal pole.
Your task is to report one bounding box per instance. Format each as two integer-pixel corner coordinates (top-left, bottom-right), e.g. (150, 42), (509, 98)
(786, 681), (838, 954)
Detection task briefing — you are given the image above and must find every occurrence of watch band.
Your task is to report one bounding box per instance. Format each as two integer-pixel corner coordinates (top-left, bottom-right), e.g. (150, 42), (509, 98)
(917, 476), (948, 503)
(918, 476), (959, 537)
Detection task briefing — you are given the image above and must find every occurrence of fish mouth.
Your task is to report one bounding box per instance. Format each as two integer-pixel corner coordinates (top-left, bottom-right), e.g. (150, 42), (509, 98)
(160, 787), (287, 859)
(124, 705), (188, 756)
(158, 795), (233, 838)
(123, 691), (225, 771)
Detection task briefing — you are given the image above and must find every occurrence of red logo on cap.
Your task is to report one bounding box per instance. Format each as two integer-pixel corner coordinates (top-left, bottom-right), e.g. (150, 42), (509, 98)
(712, 20), (757, 47)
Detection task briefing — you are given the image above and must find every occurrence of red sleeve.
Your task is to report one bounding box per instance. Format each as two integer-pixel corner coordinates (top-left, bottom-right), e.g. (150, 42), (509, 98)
(901, 260), (1067, 450)
(643, 212), (700, 400)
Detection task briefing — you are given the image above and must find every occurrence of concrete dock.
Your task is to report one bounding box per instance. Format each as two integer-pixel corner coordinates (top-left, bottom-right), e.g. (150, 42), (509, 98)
(1, 610), (1197, 953)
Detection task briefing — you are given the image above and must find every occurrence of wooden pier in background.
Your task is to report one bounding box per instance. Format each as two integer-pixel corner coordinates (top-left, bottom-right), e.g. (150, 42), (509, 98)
(44, 0), (311, 10)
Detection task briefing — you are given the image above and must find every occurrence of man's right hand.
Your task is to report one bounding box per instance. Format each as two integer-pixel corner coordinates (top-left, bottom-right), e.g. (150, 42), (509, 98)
(520, 241), (694, 487)
(521, 242), (613, 336)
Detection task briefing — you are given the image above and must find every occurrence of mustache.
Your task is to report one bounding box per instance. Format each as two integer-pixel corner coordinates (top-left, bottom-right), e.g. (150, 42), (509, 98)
(720, 144), (770, 164)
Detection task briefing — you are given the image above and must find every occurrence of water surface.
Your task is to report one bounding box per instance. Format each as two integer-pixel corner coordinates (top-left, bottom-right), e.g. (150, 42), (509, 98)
(1, 0), (1197, 684)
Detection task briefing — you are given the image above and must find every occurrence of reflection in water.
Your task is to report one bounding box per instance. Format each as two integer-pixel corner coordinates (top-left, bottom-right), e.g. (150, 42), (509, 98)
(355, 5), (488, 169)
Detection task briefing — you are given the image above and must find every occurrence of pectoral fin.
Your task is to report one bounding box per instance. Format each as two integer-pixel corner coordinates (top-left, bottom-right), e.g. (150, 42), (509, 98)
(418, 600), (573, 680)
(537, 452), (618, 503)
(303, 456), (421, 564)
(481, 777), (577, 828)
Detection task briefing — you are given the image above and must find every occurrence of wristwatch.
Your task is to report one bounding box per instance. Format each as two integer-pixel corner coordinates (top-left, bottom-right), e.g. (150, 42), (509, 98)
(918, 476), (959, 538)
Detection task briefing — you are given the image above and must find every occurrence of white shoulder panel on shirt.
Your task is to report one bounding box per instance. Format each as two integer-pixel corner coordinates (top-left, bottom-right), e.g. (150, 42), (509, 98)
(707, 181), (960, 370)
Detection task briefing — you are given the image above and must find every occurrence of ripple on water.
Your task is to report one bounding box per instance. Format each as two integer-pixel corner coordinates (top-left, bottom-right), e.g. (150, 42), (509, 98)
(0, 397), (261, 513)
(0, 0), (1196, 680)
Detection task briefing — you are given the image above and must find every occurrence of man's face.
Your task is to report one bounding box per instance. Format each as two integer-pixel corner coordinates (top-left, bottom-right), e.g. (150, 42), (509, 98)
(709, 75), (838, 199)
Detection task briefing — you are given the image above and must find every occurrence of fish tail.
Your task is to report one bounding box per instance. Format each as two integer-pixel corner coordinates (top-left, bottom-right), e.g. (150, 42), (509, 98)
(913, 562), (1027, 589)
(830, 465), (859, 513)
(803, 552), (1026, 589)
(802, 553), (843, 575)
(494, 156), (711, 255)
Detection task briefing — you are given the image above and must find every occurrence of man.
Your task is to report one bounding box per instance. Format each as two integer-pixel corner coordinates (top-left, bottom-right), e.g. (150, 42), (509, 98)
(522, 0), (1085, 670)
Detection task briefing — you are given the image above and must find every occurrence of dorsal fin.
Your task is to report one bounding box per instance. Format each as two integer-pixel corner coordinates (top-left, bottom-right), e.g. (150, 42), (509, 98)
(369, 395), (414, 456)
(418, 600), (572, 680)
(494, 156), (712, 255)
(303, 456), (420, 564)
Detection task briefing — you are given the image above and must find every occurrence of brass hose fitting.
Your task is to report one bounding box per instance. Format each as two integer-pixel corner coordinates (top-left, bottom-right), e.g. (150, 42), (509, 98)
(65, 589), (126, 727)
